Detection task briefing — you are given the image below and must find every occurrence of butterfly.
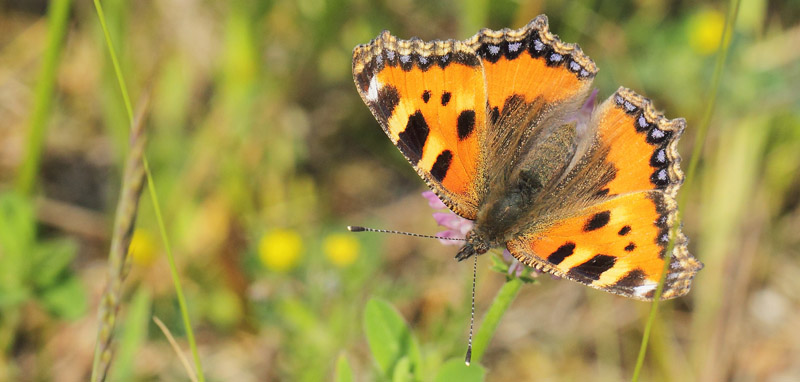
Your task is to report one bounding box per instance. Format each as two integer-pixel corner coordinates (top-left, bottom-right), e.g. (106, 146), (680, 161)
(351, 15), (702, 300)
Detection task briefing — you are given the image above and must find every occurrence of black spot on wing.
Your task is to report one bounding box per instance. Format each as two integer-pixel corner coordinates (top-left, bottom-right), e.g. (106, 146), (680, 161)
(436, 53), (450, 69)
(398, 53), (414, 71)
(546, 52), (568, 67)
(397, 111), (429, 165)
(416, 53), (433, 71)
(430, 150), (453, 182)
(650, 148), (669, 168)
(618, 225), (631, 236)
(503, 40), (526, 60)
(451, 50), (481, 67)
(527, 31), (548, 58)
(615, 95), (639, 115)
(422, 90), (431, 103)
(476, 42), (503, 63)
(648, 192), (671, 259)
(568, 254), (616, 281)
(646, 126), (672, 145)
(547, 242), (575, 265)
(457, 110), (476, 140)
(650, 167), (670, 189)
(377, 85), (400, 117)
(615, 269), (645, 288)
(441, 92), (451, 106)
(584, 211), (611, 232)
(624, 242), (636, 252)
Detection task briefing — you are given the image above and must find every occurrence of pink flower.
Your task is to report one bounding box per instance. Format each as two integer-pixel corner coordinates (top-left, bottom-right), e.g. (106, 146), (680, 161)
(422, 191), (473, 246)
(502, 248), (525, 278)
(421, 190), (447, 209)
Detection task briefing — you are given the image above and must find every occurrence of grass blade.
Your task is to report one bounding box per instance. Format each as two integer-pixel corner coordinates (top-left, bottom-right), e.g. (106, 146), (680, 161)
(153, 316), (199, 382)
(630, 0), (742, 380)
(15, 0), (72, 195)
(92, 1), (205, 380)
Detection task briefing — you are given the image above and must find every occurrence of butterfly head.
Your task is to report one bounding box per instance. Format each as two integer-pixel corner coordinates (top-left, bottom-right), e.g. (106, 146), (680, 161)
(454, 230), (490, 261)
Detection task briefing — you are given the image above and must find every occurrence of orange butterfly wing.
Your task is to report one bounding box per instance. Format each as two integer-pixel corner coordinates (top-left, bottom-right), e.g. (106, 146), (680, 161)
(471, 16), (596, 119)
(508, 192), (700, 300)
(353, 33), (488, 219)
(594, 87), (685, 197)
(353, 16), (702, 300)
(352, 16), (598, 220)
(507, 89), (702, 300)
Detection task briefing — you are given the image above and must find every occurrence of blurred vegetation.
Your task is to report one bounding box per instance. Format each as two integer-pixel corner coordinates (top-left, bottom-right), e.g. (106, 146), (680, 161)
(0, 0), (799, 381)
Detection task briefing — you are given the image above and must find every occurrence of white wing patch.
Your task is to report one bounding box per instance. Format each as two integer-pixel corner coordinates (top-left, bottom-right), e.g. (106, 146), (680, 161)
(366, 75), (380, 102)
(633, 281), (658, 298)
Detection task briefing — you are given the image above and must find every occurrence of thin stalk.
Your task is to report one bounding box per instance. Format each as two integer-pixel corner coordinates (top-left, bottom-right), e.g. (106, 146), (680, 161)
(91, 100), (148, 382)
(470, 277), (523, 364)
(15, 0), (72, 195)
(630, 1), (741, 381)
(680, 2), (740, 208)
(91, 1), (205, 380)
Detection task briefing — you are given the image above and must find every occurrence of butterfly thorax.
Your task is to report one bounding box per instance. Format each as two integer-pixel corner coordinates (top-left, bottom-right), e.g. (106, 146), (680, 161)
(454, 119), (581, 261)
(455, 165), (555, 261)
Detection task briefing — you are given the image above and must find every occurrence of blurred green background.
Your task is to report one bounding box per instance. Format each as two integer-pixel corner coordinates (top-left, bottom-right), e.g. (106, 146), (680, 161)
(0, 0), (799, 380)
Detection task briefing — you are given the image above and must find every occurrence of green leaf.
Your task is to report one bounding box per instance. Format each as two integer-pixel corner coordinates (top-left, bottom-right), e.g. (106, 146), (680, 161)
(0, 288), (30, 310)
(38, 275), (87, 319)
(31, 239), (77, 288)
(363, 298), (421, 379)
(518, 274), (539, 284)
(0, 185), (36, 256)
(334, 353), (354, 382)
(392, 356), (413, 382)
(488, 253), (508, 274)
(434, 359), (486, 382)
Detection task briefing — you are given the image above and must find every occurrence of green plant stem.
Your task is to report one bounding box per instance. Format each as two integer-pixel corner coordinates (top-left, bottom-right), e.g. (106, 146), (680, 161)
(15, 0), (72, 195)
(143, 155), (204, 380)
(470, 277), (523, 364)
(91, 1), (205, 381)
(680, 2), (740, 209)
(630, 1), (741, 381)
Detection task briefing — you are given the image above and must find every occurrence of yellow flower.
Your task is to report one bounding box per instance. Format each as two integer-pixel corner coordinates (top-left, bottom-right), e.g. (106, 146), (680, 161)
(129, 229), (157, 267)
(259, 229), (302, 272)
(689, 9), (726, 55)
(323, 233), (360, 268)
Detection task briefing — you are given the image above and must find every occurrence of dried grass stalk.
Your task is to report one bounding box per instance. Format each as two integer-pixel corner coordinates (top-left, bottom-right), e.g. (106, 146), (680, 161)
(91, 99), (149, 382)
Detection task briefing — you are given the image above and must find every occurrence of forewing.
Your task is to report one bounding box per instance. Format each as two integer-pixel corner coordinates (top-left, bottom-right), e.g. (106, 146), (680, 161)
(468, 15), (598, 180)
(353, 32), (488, 219)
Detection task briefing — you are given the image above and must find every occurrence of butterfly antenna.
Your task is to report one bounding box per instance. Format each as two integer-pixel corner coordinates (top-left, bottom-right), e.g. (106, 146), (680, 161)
(347, 225), (465, 242)
(465, 254), (477, 366)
